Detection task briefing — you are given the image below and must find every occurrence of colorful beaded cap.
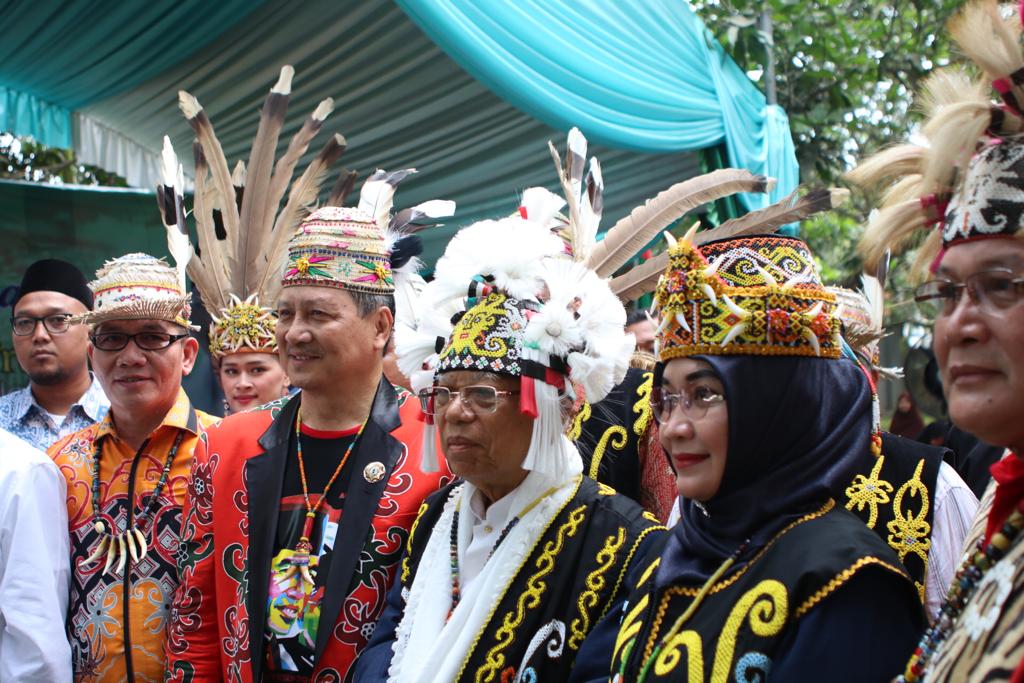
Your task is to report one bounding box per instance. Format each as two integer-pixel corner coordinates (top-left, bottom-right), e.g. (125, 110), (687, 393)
(435, 291), (533, 377)
(73, 253), (193, 329)
(654, 235), (840, 361)
(208, 293), (277, 358)
(282, 206), (395, 294)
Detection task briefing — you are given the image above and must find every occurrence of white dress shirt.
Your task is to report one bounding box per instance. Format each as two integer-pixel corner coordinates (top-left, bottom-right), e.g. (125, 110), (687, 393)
(0, 429), (72, 682)
(925, 462), (979, 622)
(462, 486), (524, 594)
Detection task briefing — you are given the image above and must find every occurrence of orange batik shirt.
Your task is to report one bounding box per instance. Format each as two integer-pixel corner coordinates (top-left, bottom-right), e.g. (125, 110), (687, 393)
(49, 388), (216, 683)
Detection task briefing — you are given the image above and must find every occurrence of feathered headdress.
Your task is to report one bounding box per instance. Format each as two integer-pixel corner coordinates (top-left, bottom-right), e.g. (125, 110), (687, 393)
(166, 66), (454, 357)
(607, 186), (848, 303)
(849, 0), (1024, 275)
(168, 66), (341, 357)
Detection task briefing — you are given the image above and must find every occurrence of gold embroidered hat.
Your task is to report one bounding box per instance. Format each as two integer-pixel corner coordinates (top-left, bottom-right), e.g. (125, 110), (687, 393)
(74, 253), (194, 329)
(654, 231), (841, 361)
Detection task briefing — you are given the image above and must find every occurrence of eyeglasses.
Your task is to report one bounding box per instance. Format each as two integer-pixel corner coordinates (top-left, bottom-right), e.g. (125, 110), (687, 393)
(11, 314), (73, 336)
(90, 331), (189, 352)
(418, 385), (520, 415)
(915, 269), (1024, 320)
(650, 385), (725, 423)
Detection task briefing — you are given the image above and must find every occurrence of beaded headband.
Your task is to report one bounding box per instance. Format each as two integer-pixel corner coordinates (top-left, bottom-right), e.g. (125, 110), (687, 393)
(654, 232), (841, 361)
(208, 294), (277, 358)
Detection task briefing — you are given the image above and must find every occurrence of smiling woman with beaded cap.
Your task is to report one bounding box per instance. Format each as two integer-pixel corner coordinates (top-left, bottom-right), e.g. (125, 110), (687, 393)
(599, 224), (925, 681)
(353, 177), (665, 683)
(848, 2), (1024, 681)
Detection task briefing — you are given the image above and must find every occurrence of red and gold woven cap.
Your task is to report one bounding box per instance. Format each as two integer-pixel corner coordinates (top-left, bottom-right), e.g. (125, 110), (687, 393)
(654, 234), (841, 361)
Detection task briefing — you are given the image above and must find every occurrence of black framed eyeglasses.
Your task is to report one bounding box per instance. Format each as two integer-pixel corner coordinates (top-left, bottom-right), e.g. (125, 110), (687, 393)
(11, 314), (73, 336)
(915, 269), (1024, 320)
(650, 385), (725, 424)
(90, 331), (189, 352)
(418, 385), (520, 415)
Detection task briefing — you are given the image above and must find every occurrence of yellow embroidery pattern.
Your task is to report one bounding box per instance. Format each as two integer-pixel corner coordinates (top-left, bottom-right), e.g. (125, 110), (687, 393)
(569, 527), (627, 650)
(633, 371), (654, 436)
(401, 501), (430, 585)
(654, 630), (704, 679)
(588, 426), (628, 479)
(845, 454), (893, 528)
(645, 580), (788, 681)
(567, 400), (591, 440)
(609, 527), (665, 620)
(886, 460), (931, 566)
(710, 580), (788, 681)
(596, 481), (617, 496)
(613, 592), (651, 670)
(643, 501), (834, 663)
(456, 479), (582, 682)
(474, 504), (588, 683)
(794, 556), (908, 618)
(445, 292), (510, 358)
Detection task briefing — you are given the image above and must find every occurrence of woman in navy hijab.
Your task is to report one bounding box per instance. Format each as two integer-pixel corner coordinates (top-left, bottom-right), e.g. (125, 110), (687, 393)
(575, 233), (924, 682)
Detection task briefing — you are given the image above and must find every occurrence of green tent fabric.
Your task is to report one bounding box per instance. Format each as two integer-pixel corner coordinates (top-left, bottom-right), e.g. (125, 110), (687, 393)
(2, 1), (791, 232)
(0, 0), (265, 147)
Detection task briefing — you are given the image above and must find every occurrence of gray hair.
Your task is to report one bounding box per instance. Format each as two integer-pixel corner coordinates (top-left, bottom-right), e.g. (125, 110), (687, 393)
(350, 290), (395, 319)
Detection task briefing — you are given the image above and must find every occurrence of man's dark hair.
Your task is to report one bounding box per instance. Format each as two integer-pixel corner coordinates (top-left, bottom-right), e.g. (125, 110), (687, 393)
(625, 309), (649, 327)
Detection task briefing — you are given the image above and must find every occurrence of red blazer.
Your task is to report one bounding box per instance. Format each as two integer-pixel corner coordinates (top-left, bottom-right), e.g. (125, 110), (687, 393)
(165, 381), (449, 682)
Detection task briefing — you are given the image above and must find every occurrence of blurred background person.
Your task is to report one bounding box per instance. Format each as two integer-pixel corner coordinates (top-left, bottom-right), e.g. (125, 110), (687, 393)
(0, 258), (108, 450)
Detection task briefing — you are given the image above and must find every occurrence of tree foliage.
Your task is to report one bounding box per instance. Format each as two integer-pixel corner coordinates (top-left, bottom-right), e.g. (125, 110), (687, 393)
(0, 134), (126, 186)
(692, 0), (963, 326)
(693, 0), (962, 185)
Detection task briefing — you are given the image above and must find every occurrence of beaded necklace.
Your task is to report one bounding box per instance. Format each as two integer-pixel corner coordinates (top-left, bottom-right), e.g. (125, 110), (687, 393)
(447, 484), (561, 620)
(898, 501), (1024, 682)
(286, 409), (367, 586)
(615, 541), (748, 683)
(79, 430), (186, 574)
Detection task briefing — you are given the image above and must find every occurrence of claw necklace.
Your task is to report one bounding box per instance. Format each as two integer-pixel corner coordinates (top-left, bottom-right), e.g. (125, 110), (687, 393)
(79, 430), (186, 574)
(287, 409), (367, 587)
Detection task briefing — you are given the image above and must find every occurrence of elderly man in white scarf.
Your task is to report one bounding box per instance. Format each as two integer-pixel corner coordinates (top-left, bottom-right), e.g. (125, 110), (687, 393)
(353, 202), (665, 682)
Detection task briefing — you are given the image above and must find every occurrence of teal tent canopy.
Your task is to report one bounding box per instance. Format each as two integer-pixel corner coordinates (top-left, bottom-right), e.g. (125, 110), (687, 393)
(0, 0), (797, 243)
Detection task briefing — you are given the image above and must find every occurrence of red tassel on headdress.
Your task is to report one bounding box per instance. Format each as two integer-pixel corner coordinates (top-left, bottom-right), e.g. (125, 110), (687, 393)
(920, 194), (949, 227)
(520, 375), (539, 418)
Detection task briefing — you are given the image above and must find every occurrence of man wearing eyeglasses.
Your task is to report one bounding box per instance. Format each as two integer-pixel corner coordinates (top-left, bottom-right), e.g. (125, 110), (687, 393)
(0, 259), (109, 451)
(849, 25), (1024, 678)
(47, 253), (216, 682)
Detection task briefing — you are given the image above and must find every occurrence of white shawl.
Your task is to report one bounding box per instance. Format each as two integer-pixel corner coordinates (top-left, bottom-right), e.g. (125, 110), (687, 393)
(387, 450), (582, 682)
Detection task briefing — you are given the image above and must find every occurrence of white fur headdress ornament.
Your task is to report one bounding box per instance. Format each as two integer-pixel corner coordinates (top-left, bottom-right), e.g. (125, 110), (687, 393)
(396, 205), (633, 482)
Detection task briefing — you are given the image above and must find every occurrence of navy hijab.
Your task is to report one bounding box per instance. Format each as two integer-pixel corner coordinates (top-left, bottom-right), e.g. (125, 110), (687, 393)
(655, 354), (873, 587)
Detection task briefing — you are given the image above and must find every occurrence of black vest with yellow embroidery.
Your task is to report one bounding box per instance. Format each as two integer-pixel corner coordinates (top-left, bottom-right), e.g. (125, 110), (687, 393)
(611, 502), (916, 682)
(571, 367), (654, 498)
(400, 477), (665, 683)
(844, 432), (942, 598)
